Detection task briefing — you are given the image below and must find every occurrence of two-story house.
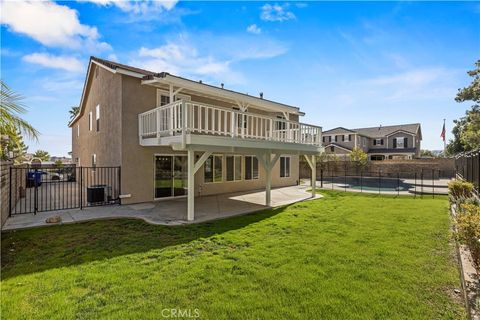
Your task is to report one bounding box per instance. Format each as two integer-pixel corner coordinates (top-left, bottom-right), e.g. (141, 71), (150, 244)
(322, 124), (422, 160)
(69, 57), (322, 221)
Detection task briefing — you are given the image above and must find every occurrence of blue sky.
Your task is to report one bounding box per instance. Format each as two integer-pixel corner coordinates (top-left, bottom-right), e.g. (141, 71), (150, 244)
(1, 1), (479, 156)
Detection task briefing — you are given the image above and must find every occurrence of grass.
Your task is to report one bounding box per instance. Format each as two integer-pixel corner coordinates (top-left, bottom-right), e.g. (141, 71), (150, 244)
(1, 191), (465, 319)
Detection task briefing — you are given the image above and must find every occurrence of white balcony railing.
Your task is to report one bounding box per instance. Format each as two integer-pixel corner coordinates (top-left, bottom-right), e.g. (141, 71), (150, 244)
(139, 100), (322, 146)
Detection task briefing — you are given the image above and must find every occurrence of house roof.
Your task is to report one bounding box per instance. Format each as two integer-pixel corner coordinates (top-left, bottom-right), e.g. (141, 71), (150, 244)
(322, 127), (356, 134)
(324, 143), (353, 152)
(352, 123), (421, 138)
(89, 56), (301, 113)
(367, 148), (417, 154)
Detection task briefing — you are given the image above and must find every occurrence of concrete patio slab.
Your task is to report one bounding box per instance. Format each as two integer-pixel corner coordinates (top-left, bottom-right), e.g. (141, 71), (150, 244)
(2, 185), (321, 231)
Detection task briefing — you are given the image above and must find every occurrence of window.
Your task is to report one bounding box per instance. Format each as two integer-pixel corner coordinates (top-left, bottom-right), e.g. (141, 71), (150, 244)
(280, 156), (290, 178)
(77, 124), (79, 137)
(395, 137), (406, 149)
(330, 146), (334, 152)
(334, 135), (338, 142)
(373, 138), (383, 146)
(226, 155), (242, 181)
(95, 105), (100, 132)
(322, 136), (325, 143)
(156, 89), (191, 107)
(204, 155), (223, 183)
(275, 116), (287, 130)
(244, 156), (259, 180)
(344, 134), (350, 142)
(91, 154), (96, 167)
(88, 111), (92, 131)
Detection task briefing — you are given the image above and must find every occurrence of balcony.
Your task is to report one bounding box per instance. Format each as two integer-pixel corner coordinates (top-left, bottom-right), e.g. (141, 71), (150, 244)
(139, 100), (322, 152)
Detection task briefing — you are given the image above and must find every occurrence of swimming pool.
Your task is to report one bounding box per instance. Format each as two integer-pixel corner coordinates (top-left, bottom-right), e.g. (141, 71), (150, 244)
(323, 177), (411, 192)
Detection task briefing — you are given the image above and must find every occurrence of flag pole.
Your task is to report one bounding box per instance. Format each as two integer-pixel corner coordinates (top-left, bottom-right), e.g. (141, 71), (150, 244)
(443, 118), (446, 154)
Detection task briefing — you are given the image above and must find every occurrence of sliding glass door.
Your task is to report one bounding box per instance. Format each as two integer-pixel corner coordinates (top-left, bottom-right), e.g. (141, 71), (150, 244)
(154, 155), (188, 199)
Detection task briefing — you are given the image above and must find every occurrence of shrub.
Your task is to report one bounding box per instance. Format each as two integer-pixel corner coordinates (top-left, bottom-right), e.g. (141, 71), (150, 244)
(448, 180), (474, 203)
(457, 204), (480, 267)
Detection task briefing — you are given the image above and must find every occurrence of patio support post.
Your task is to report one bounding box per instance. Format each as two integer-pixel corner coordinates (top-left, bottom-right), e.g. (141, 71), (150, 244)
(187, 149), (195, 221)
(187, 150), (212, 221)
(266, 152), (272, 207)
(304, 154), (317, 198)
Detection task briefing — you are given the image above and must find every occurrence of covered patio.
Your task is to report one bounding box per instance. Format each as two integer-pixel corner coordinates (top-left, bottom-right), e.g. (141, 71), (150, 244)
(2, 185), (321, 231)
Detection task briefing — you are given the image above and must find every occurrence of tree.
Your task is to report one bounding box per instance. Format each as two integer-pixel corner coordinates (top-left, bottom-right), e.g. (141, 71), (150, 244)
(349, 147), (368, 170)
(0, 81), (39, 139)
(69, 106), (80, 120)
(420, 149), (435, 158)
(447, 60), (480, 154)
(33, 150), (50, 162)
(54, 159), (63, 167)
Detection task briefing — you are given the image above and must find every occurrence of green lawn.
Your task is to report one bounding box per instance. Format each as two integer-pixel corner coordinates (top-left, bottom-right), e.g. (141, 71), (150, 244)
(1, 191), (465, 319)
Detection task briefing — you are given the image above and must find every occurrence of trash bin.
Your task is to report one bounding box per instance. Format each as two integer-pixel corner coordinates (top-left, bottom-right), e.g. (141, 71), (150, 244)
(87, 185), (106, 204)
(26, 171), (43, 188)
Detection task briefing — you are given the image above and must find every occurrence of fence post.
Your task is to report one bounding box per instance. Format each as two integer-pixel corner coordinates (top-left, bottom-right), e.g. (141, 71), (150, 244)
(421, 169), (424, 198)
(378, 170), (381, 195)
(414, 172), (417, 199)
(432, 169), (435, 199)
(320, 169), (323, 188)
(397, 172), (400, 197)
(331, 170), (334, 190)
(80, 167), (83, 210)
(360, 170), (363, 193)
(33, 168), (38, 215)
(344, 169), (347, 192)
(118, 166), (122, 205)
(9, 166), (12, 217)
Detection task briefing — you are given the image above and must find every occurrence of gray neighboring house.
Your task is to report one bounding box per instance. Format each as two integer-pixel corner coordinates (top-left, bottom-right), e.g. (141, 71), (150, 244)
(322, 123), (422, 160)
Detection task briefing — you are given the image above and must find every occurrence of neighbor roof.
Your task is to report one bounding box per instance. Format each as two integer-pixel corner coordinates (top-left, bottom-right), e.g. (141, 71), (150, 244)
(323, 123), (421, 138)
(352, 123), (421, 138)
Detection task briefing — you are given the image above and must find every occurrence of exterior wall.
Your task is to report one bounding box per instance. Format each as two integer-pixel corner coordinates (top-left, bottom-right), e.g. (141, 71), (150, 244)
(120, 76), (300, 204)
(387, 132), (416, 150)
(71, 65), (122, 168)
(0, 162), (26, 228)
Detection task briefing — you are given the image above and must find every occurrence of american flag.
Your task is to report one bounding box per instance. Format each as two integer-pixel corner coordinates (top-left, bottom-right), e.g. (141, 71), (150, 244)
(440, 122), (446, 141)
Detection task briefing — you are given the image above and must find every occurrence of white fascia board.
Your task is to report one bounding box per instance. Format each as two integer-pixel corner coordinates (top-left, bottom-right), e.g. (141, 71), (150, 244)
(144, 75), (302, 115)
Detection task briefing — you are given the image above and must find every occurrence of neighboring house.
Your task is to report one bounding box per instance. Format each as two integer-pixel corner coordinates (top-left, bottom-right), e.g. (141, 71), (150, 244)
(69, 57), (322, 220)
(322, 124), (422, 160)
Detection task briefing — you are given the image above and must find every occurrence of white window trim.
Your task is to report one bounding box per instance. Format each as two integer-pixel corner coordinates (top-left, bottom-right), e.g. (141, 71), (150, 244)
(280, 156), (291, 178)
(204, 154), (223, 184)
(396, 137), (405, 149)
(225, 155), (243, 182)
(95, 104), (100, 120)
(77, 124), (80, 137)
(88, 111), (92, 131)
(156, 89), (191, 107)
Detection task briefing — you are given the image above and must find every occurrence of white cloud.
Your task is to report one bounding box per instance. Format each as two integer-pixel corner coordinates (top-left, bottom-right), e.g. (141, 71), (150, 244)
(23, 53), (84, 73)
(247, 24), (262, 34)
(107, 53), (119, 62)
(1, 1), (110, 51)
(129, 34), (288, 84)
(80, 0), (178, 15)
(261, 3), (295, 22)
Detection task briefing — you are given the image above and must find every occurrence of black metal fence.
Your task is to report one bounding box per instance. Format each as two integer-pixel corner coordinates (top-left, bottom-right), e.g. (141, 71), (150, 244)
(455, 150), (480, 192)
(9, 165), (121, 215)
(317, 169), (451, 197)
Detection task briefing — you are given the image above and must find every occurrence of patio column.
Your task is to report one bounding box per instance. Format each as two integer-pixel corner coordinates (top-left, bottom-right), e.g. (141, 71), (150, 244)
(256, 152), (281, 207)
(304, 154), (317, 198)
(187, 150), (212, 221)
(187, 149), (195, 221)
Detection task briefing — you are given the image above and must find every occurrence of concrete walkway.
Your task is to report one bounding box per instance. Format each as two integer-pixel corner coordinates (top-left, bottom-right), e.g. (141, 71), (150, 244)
(2, 185), (321, 231)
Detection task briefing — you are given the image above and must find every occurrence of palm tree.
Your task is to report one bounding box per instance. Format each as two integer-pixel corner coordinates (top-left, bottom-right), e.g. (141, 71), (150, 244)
(69, 106), (80, 120)
(0, 80), (39, 140)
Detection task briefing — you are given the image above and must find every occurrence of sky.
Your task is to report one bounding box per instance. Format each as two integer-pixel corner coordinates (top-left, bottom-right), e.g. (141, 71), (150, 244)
(1, 1), (479, 156)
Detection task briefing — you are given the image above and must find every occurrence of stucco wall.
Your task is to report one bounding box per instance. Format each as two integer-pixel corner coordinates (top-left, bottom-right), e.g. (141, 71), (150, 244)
(119, 76), (300, 204)
(71, 64), (122, 168)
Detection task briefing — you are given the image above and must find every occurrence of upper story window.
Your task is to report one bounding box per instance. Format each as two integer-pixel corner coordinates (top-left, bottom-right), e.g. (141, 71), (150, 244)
(95, 105), (100, 132)
(328, 136), (332, 143)
(156, 89), (191, 107)
(77, 124), (80, 137)
(88, 111), (93, 131)
(280, 156), (290, 178)
(344, 134), (351, 142)
(91, 154), (96, 168)
(394, 137), (407, 149)
(373, 138), (383, 146)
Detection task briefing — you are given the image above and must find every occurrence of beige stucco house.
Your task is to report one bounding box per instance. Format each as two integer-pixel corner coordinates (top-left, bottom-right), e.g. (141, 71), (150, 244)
(322, 124), (422, 160)
(69, 57), (323, 220)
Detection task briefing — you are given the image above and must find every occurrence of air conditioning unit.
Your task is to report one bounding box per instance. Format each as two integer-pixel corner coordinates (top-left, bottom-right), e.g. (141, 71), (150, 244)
(87, 184), (113, 204)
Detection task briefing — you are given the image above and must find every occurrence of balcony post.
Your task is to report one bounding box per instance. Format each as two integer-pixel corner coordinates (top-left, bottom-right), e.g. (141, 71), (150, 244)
(182, 100), (187, 148)
(169, 105), (174, 136)
(156, 108), (161, 138)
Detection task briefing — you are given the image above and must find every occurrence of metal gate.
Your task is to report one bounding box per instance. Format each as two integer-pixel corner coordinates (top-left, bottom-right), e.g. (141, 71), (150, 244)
(9, 165), (121, 215)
